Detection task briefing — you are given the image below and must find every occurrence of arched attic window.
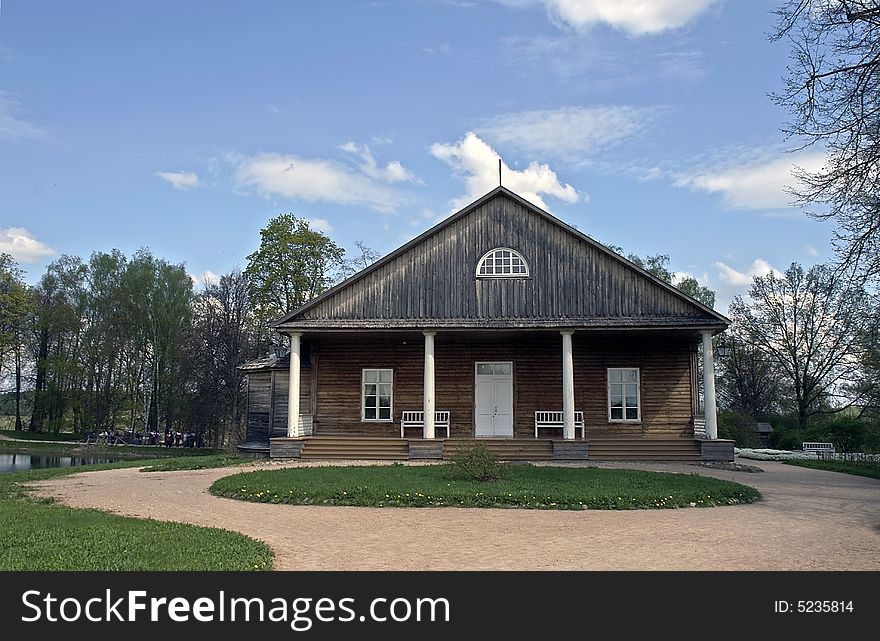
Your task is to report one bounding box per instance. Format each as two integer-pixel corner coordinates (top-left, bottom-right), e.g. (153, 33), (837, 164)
(476, 247), (529, 278)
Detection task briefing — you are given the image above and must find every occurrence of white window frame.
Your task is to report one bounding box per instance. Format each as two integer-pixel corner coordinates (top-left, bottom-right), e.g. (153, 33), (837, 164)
(362, 368), (393, 422)
(607, 367), (641, 423)
(475, 247), (530, 278)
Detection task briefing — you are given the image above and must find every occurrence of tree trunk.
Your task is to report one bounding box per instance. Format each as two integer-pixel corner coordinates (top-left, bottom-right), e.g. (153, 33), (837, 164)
(14, 339), (23, 431)
(29, 327), (50, 432)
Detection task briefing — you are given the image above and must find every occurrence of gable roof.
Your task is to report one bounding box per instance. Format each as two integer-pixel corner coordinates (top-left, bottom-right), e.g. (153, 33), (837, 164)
(274, 187), (729, 331)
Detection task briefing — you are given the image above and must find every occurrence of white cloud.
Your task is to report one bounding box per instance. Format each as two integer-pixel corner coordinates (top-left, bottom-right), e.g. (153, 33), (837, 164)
(156, 170), (200, 191)
(430, 132), (581, 211)
(501, 33), (705, 85)
(0, 92), (47, 141)
(675, 150), (827, 210)
(714, 258), (780, 288)
(803, 244), (819, 257)
(189, 270), (222, 289)
(339, 141), (419, 184)
(477, 105), (659, 160)
(307, 218), (334, 233)
(422, 43), (452, 55)
(498, 0), (720, 35)
(709, 258), (786, 313)
(0, 227), (56, 263)
(234, 152), (405, 213)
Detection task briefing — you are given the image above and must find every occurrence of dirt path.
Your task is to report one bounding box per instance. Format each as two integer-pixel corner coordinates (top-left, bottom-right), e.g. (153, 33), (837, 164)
(29, 459), (880, 570)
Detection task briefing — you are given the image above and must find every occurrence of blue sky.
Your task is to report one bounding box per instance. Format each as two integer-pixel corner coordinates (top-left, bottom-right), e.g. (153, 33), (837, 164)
(0, 1), (834, 311)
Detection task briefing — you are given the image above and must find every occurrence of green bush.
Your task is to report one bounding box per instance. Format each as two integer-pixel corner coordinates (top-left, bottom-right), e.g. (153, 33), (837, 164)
(448, 443), (504, 482)
(765, 415), (875, 452)
(825, 418), (867, 453)
(717, 412), (760, 447)
(770, 424), (829, 450)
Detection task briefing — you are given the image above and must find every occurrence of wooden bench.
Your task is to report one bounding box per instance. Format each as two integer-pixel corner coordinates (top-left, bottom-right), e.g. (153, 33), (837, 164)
(400, 410), (450, 438)
(802, 442), (835, 454)
(534, 411), (585, 438)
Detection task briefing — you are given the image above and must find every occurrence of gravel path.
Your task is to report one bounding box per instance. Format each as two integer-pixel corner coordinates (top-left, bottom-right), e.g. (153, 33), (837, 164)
(29, 459), (880, 570)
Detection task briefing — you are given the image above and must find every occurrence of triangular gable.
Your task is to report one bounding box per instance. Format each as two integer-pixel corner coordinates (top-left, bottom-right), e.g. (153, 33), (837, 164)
(274, 187), (729, 330)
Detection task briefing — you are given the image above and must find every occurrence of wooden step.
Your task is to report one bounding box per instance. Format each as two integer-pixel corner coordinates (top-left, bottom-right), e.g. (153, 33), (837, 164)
(295, 436), (410, 460)
(587, 438), (700, 462)
(276, 436), (703, 462)
(443, 439), (554, 461)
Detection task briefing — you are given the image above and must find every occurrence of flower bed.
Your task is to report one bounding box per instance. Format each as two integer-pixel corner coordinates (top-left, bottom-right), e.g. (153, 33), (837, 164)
(735, 448), (817, 461)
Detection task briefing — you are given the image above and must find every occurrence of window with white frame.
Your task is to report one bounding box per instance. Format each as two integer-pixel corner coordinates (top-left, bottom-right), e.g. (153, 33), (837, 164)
(608, 368), (640, 421)
(362, 369), (393, 421)
(476, 247), (529, 277)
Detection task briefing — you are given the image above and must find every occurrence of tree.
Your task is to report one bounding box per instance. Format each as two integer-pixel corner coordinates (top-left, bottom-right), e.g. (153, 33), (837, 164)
(672, 275), (716, 310)
(772, 1), (880, 281)
(339, 240), (382, 280)
(608, 248), (717, 308)
(28, 255), (87, 432)
(716, 332), (784, 417)
(186, 269), (262, 447)
(0, 254), (32, 430)
(728, 262), (870, 428)
(244, 214), (346, 325)
(626, 252), (674, 283)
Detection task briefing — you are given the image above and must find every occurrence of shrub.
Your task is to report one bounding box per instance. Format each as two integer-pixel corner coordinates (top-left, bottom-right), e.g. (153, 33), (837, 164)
(824, 418), (867, 453)
(448, 443), (504, 482)
(717, 412), (760, 447)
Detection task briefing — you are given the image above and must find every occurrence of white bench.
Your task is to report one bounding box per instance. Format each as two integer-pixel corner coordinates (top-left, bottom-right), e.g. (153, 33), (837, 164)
(534, 411), (585, 438)
(802, 442), (835, 453)
(400, 410), (450, 438)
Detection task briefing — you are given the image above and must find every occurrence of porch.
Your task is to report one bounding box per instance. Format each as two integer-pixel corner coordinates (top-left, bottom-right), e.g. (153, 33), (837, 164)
(267, 434), (728, 462)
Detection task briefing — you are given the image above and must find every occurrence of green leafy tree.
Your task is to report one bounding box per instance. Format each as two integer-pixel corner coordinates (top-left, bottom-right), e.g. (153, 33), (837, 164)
(29, 256), (87, 432)
(607, 247), (716, 309)
(0, 254), (32, 430)
(244, 214), (346, 324)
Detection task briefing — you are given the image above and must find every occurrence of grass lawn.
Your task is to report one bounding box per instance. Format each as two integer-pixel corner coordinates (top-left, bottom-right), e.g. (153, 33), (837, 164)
(0, 458), (273, 570)
(783, 459), (880, 481)
(211, 463), (761, 510)
(140, 453), (254, 472)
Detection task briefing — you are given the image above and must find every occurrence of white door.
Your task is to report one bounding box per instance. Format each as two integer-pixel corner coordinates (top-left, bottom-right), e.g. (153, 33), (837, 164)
(474, 362), (514, 437)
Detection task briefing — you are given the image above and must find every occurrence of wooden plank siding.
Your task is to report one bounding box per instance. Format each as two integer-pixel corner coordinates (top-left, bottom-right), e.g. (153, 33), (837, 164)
(311, 331), (695, 439)
(277, 190), (726, 330)
(245, 367), (312, 442)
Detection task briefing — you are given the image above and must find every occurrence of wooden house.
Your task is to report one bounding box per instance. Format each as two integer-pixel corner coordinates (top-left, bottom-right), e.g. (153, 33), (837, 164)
(239, 187), (734, 462)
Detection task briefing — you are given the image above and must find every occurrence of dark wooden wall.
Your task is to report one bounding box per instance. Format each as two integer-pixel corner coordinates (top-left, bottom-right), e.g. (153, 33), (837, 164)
(310, 332), (695, 439)
(245, 367), (312, 443)
(292, 194), (716, 327)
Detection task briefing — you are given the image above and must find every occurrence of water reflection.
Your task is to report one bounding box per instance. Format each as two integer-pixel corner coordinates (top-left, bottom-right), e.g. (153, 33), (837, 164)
(0, 453), (122, 474)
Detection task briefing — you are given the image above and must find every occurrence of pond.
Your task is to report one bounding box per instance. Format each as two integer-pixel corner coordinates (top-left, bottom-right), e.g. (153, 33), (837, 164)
(0, 453), (128, 474)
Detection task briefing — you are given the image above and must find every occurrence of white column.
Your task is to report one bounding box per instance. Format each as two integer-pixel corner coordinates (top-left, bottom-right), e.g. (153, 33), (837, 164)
(287, 332), (302, 438)
(423, 331), (436, 439)
(701, 330), (718, 440)
(561, 330), (575, 440)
